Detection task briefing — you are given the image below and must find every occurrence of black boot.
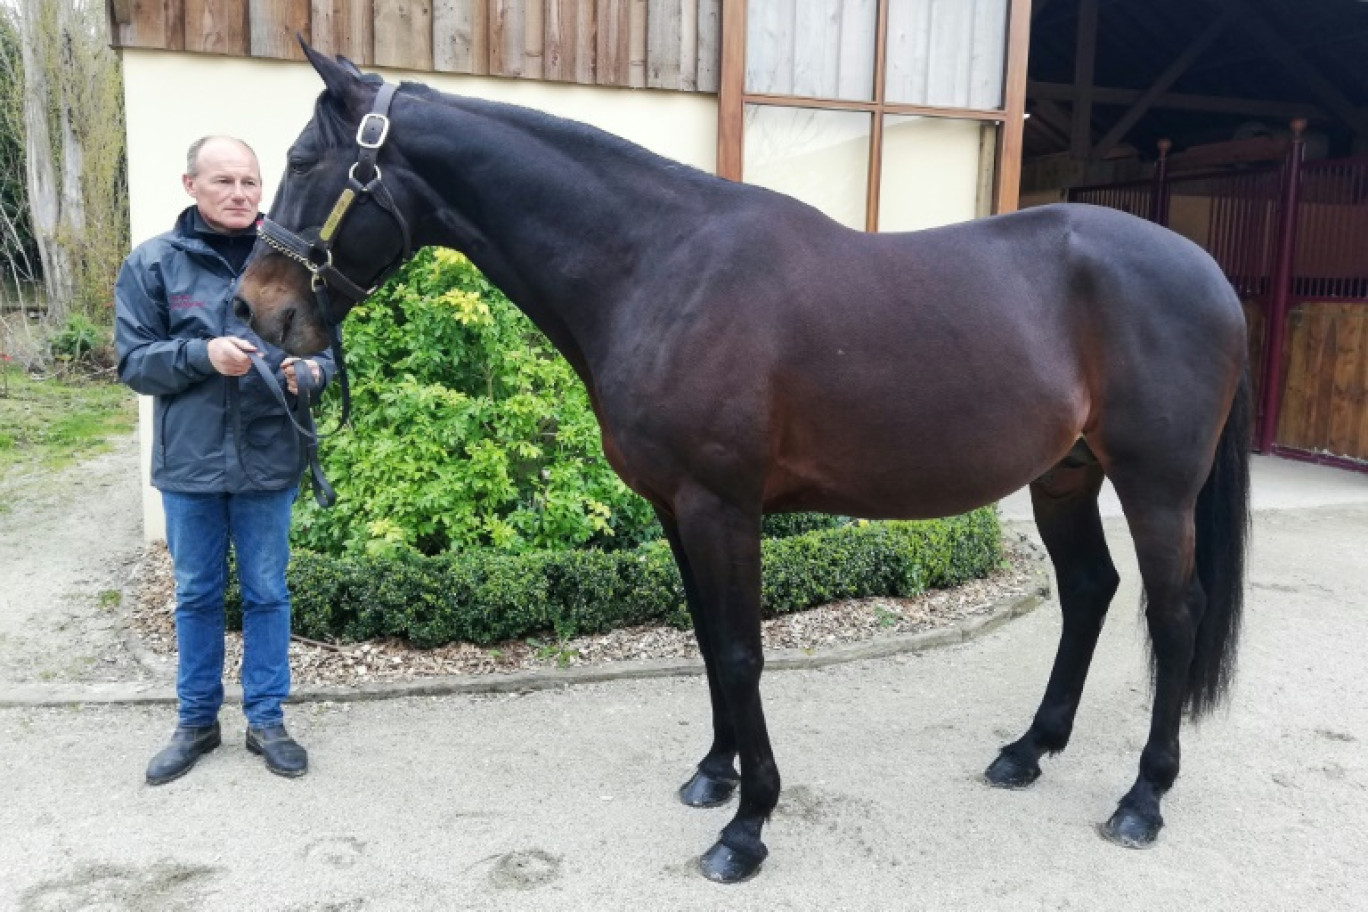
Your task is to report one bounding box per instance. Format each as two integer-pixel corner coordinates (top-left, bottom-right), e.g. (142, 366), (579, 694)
(146, 721), (221, 785)
(246, 723), (308, 778)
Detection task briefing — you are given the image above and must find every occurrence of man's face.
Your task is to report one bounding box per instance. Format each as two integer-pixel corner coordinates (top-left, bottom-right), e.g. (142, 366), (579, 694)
(183, 139), (262, 234)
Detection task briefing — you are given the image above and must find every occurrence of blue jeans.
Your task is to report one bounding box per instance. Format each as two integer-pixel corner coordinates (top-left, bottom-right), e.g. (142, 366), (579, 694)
(161, 488), (296, 728)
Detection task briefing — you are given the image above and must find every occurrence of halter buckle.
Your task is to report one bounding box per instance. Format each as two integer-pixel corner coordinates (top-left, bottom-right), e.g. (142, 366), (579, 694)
(356, 113), (390, 149)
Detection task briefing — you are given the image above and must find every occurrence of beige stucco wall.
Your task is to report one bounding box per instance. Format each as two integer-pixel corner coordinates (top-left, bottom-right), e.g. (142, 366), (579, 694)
(121, 50), (718, 540)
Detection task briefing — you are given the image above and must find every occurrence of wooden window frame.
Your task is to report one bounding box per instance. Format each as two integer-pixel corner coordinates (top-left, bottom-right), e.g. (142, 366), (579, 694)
(717, 0), (1032, 225)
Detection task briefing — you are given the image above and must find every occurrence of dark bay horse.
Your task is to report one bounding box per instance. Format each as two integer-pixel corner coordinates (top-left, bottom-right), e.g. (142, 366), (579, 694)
(236, 45), (1251, 883)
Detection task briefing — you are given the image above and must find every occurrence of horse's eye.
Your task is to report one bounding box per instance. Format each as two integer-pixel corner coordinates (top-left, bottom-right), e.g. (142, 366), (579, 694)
(288, 160), (312, 176)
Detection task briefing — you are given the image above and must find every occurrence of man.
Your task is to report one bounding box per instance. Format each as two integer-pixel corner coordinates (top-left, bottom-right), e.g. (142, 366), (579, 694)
(115, 136), (333, 784)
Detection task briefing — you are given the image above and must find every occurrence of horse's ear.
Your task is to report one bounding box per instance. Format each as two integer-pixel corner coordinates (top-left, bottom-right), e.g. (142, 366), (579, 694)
(297, 35), (366, 108)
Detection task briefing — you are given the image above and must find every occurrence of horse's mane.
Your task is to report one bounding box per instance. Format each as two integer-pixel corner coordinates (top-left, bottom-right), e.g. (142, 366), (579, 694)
(311, 77), (717, 187)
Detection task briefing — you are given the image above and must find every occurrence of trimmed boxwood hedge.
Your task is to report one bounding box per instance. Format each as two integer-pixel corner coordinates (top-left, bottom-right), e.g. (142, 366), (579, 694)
(226, 508), (1001, 648)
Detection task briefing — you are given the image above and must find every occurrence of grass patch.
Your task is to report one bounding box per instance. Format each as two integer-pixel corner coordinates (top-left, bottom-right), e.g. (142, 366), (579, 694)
(0, 370), (136, 479)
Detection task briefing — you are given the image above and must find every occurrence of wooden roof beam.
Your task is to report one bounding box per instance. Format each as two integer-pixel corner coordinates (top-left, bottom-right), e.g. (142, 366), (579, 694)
(1026, 108), (1071, 149)
(1206, 0), (1368, 137)
(1091, 15), (1227, 159)
(1029, 82), (1329, 121)
(1070, 0), (1098, 160)
(1031, 98), (1074, 138)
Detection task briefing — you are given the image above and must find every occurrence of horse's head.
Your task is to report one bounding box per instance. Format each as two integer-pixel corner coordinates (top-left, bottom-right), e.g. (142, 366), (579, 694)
(234, 42), (414, 355)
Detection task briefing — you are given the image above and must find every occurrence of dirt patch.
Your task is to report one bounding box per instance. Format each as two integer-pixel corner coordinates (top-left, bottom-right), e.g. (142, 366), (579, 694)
(0, 431), (150, 688)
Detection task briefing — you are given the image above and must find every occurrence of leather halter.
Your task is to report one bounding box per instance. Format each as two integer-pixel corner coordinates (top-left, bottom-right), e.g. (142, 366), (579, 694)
(257, 81), (413, 302)
(247, 80), (414, 506)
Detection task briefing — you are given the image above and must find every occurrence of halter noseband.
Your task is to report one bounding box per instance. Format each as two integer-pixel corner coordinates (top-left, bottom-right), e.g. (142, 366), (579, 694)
(256, 80), (413, 304)
(247, 79), (413, 484)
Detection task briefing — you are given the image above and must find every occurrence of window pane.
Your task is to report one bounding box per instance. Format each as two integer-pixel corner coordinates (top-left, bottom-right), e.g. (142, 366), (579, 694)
(886, 0), (1008, 109)
(744, 105), (871, 229)
(878, 116), (998, 231)
(745, 0), (878, 101)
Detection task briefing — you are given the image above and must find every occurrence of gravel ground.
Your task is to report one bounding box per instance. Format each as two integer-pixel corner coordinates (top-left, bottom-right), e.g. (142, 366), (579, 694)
(127, 536), (1041, 686)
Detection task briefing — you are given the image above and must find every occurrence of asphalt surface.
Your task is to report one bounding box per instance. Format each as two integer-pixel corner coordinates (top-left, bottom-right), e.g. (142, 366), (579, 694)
(2, 454), (1367, 911)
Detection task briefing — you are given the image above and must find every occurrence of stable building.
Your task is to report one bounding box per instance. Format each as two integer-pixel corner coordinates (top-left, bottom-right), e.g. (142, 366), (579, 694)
(107, 0), (1368, 536)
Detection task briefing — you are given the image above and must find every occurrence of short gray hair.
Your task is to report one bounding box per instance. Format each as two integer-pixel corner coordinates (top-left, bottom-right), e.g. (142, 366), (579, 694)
(185, 136), (258, 177)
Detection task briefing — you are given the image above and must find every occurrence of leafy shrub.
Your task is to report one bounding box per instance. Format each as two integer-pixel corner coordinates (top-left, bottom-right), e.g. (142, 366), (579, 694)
(49, 315), (102, 363)
(761, 512), (850, 538)
(229, 508), (1001, 647)
(292, 248), (660, 557)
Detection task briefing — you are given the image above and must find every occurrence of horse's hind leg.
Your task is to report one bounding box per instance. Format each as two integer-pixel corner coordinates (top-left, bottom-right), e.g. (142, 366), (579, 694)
(657, 510), (741, 808)
(1098, 479), (1206, 848)
(986, 451), (1119, 788)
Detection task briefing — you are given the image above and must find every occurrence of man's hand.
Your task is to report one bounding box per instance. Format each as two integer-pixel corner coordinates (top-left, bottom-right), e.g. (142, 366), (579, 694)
(207, 336), (257, 376)
(282, 357), (322, 395)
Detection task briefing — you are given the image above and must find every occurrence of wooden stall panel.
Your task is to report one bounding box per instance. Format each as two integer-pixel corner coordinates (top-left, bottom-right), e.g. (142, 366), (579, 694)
(523, 0), (544, 78)
(434, 0), (487, 72)
(251, 0), (309, 58)
(313, 0), (374, 63)
(647, 0), (685, 89)
(116, 0), (186, 49)
(595, 0), (630, 84)
(107, 0), (718, 92)
(489, 0), (525, 75)
(181, 0), (241, 52)
(1276, 302), (1368, 462)
(374, 0), (433, 70)
(629, 0), (646, 87)
(1243, 296), (1266, 414)
(545, 0), (572, 79)
(575, 0), (597, 83)
(695, 0), (718, 92)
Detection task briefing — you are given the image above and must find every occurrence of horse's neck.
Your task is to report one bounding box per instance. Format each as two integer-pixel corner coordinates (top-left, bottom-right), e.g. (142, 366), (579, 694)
(400, 94), (717, 373)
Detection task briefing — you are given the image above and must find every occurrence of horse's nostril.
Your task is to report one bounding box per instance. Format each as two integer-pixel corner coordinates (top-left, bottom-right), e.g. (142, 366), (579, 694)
(232, 296), (253, 323)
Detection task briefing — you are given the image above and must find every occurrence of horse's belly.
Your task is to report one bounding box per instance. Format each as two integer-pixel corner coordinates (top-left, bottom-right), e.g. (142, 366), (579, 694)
(762, 398), (1083, 520)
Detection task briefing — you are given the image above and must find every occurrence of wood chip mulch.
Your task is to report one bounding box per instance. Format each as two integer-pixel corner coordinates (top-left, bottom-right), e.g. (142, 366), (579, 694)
(127, 536), (1045, 687)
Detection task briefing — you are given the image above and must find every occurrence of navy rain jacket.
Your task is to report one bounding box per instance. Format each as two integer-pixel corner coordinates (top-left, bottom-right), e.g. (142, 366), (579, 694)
(115, 206), (336, 493)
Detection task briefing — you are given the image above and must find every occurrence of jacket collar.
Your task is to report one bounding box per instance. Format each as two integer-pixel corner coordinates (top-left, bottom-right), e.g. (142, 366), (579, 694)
(171, 205), (261, 241)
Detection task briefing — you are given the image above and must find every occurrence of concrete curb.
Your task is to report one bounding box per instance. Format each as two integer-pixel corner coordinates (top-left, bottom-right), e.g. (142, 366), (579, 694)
(0, 556), (1053, 710)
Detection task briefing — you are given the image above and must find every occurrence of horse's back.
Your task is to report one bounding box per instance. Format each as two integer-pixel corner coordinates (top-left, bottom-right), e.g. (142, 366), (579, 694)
(604, 200), (1247, 519)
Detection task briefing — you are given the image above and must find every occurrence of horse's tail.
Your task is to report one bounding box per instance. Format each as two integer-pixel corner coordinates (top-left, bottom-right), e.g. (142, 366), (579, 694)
(1184, 368), (1253, 719)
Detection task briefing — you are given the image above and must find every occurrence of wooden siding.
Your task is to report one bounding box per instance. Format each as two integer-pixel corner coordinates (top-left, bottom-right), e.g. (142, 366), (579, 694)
(742, 0), (1007, 106)
(107, 0), (718, 91)
(1276, 302), (1368, 463)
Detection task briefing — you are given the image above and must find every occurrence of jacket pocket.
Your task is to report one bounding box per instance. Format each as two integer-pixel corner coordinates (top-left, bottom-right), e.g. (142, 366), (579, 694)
(238, 411), (302, 490)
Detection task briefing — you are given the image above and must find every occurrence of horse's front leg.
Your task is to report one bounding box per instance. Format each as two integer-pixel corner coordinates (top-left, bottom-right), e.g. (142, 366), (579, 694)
(670, 488), (775, 883)
(657, 510), (740, 808)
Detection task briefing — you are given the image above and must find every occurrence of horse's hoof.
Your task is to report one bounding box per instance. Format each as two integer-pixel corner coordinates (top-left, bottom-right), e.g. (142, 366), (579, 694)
(699, 839), (766, 883)
(1098, 807), (1163, 849)
(679, 769), (739, 808)
(983, 752), (1041, 790)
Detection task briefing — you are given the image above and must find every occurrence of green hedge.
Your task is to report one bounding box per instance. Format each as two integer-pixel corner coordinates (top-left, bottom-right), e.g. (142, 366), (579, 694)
(228, 508), (1001, 648)
(291, 247), (661, 557)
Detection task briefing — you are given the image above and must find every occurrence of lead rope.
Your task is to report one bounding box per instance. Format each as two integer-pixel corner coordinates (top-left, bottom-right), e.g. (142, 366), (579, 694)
(227, 350), (338, 508)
